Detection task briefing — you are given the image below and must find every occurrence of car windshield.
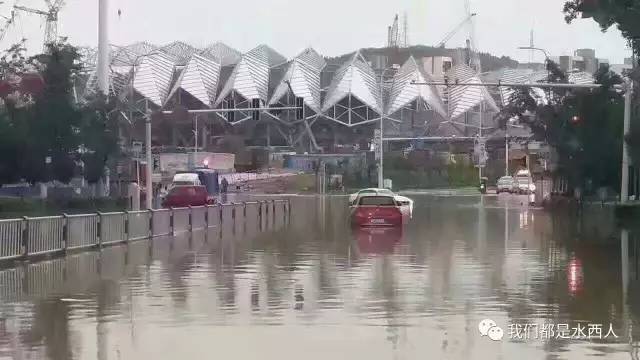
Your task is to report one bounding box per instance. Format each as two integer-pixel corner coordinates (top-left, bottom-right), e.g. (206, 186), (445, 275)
(378, 189), (394, 195)
(358, 196), (396, 206)
(517, 178), (531, 184)
(498, 177), (513, 183)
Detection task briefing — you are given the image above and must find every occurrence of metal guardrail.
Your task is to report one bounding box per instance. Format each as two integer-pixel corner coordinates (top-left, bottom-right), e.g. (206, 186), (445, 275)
(66, 214), (99, 250)
(0, 219), (24, 260)
(0, 199), (291, 262)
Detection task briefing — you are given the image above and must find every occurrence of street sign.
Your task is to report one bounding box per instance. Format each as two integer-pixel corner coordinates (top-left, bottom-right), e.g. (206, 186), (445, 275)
(132, 141), (143, 157)
(373, 129), (382, 160)
(474, 136), (488, 167)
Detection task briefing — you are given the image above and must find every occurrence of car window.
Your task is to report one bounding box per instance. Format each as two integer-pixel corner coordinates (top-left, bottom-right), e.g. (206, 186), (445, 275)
(359, 196), (396, 206)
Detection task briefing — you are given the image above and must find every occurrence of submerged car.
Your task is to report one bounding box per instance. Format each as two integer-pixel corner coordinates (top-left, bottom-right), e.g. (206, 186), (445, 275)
(349, 188), (414, 218)
(162, 185), (216, 208)
(351, 195), (404, 227)
(515, 177), (536, 194)
(497, 176), (516, 193)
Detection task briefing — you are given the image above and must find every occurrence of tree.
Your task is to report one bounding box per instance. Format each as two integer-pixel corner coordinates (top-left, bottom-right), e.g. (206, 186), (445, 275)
(564, 0), (640, 57)
(495, 62), (624, 192)
(79, 93), (120, 184)
(27, 41), (83, 183)
(563, 1), (640, 179)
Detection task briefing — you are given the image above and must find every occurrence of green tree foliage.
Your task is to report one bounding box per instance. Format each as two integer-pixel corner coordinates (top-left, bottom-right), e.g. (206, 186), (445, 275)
(564, 0), (640, 56)
(0, 41), (120, 186)
(563, 0), (640, 170)
(495, 62), (624, 191)
(80, 93), (120, 183)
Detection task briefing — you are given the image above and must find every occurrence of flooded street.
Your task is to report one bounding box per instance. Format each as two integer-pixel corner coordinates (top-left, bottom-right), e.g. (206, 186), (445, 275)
(0, 195), (638, 359)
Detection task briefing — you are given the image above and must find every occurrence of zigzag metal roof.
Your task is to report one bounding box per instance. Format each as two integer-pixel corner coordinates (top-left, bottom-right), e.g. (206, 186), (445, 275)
(446, 64), (498, 120)
(202, 42), (242, 67)
(132, 52), (175, 106)
(215, 45), (287, 105)
(269, 48), (325, 112)
(111, 42), (158, 66)
(388, 56), (447, 117)
(160, 41), (199, 66)
(167, 53), (221, 106)
(321, 51), (382, 114)
(499, 69), (594, 106)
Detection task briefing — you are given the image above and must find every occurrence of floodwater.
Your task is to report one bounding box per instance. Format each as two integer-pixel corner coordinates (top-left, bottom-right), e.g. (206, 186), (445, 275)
(0, 194), (639, 360)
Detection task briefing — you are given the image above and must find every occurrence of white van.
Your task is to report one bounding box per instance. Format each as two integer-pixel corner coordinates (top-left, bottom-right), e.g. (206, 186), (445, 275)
(171, 173), (201, 187)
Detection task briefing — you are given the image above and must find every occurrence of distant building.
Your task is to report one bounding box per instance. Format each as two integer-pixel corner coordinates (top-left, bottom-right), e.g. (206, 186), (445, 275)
(422, 56), (453, 78)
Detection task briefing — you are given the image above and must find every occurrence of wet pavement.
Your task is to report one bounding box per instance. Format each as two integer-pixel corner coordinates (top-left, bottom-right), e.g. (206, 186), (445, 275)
(0, 194), (639, 359)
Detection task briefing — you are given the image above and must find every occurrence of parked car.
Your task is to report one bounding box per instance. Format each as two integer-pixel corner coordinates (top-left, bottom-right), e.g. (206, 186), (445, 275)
(351, 195), (403, 227)
(349, 188), (395, 204)
(497, 176), (516, 193)
(349, 188), (414, 218)
(162, 185), (216, 208)
(515, 177), (536, 194)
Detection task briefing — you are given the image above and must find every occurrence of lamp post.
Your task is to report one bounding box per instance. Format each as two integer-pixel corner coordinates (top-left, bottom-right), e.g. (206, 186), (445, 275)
(518, 46), (551, 78)
(145, 111), (152, 210)
(378, 65), (399, 189)
(621, 78), (633, 204)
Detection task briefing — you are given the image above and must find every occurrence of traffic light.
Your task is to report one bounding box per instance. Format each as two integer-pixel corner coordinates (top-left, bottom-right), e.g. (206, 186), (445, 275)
(153, 156), (160, 171)
(571, 115), (581, 124)
(295, 97), (305, 120)
(252, 99), (261, 121)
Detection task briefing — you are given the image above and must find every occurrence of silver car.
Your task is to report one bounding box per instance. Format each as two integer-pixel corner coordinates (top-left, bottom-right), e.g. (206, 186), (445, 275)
(497, 176), (515, 193)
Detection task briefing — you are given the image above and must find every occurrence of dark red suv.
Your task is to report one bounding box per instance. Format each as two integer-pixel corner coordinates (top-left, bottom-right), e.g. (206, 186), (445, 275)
(162, 185), (215, 208)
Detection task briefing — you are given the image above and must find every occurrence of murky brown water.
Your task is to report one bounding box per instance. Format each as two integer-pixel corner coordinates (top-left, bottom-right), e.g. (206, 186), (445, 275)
(0, 194), (638, 359)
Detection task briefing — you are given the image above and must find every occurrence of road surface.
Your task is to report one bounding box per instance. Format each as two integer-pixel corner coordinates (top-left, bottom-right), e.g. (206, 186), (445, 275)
(0, 194), (637, 359)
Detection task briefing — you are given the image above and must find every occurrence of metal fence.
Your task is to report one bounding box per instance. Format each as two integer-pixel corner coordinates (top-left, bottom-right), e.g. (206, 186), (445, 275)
(0, 199), (291, 262)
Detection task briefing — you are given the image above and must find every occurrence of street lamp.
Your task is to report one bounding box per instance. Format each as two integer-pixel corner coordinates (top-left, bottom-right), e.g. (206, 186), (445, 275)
(518, 46), (551, 77)
(378, 64), (400, 189)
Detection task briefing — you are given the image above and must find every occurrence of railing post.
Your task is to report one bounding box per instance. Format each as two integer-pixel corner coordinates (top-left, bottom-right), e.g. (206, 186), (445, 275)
(22, 216), (29, 258)
(124, 210), (130, 242)
(188, 206), (193, 232)
(62, 213), (69, 253)
(170, 207), (175, 236)
(205, 205), (210, 228)
(272, 200), (276, 227)
(258, 201), (262, 231)
(149, 209), (154, 239)
(97, 212), (103, 248)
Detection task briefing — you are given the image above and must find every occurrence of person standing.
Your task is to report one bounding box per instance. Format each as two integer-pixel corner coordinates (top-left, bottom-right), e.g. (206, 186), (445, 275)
(221, 177), (229, 193)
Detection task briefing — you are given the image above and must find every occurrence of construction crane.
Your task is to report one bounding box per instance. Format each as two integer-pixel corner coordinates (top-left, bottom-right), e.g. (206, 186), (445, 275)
(437, 13), (477, 48)
(14, 0), (64, 50)
(0, 8), (16, 43)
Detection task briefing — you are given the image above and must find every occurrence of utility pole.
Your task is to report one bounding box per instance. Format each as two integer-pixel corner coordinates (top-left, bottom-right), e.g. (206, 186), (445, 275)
(145, 112), (152, 210)
(621, 79), (633, 204)
(97, 0), (110, 95)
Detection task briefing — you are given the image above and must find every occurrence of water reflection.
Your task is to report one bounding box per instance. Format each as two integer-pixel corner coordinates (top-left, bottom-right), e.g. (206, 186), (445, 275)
(0, 195), (637, 359)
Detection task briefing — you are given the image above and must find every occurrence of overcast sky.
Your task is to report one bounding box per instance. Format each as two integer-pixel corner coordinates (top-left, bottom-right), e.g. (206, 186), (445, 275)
(0, 0), (632, 64)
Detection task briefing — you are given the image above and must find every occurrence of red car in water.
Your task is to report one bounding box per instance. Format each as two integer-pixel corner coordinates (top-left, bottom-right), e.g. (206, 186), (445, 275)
(162, 185), (215, 208)
(351, 195), (403, 227)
